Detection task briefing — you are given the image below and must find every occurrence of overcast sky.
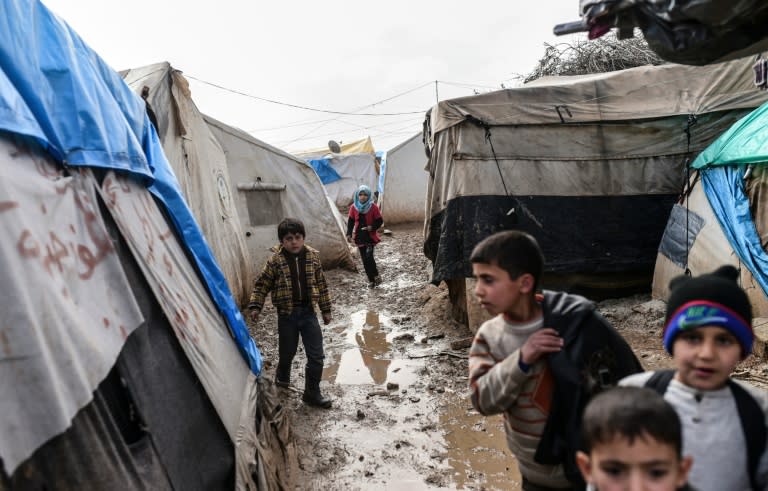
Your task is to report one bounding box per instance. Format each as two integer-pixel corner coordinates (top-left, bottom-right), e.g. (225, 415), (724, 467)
(41, 0), (581, 154)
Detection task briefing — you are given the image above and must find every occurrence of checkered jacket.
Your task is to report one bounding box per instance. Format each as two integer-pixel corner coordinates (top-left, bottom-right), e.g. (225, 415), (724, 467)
(247, 245), (332, 316)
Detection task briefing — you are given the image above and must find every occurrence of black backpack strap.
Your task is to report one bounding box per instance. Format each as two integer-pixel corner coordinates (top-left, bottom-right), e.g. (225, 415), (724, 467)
(643, 369), (676, 395)
(728, 380), (767, 491)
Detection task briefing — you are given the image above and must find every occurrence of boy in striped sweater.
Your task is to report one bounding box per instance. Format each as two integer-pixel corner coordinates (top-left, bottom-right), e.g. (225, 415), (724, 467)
(468, 231), (641, 491)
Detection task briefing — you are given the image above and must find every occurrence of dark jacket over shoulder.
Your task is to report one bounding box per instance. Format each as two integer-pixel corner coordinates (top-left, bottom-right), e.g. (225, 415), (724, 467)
(534, 291), (643, 486)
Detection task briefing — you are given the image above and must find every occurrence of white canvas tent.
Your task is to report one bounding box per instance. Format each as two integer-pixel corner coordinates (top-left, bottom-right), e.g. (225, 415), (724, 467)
(654, 101), (768, 317)
(309, 153), (379, 209)
(204, 115), (355, 272)
(379, 133), (429, 224)
(0, 137), (265, 489)
(121, 63), (253, 306)
(652, 172), (768, 316)
(423, 57), (768, 326)
(296, 138), (379, 210)
(0, 3), (293, 489)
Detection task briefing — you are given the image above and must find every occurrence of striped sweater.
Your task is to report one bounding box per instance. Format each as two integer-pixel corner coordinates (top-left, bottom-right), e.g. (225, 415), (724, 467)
(469, 314), (570, 488)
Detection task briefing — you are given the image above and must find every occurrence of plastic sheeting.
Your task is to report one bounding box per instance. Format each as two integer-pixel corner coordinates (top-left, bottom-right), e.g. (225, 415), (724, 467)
(427, 58), (768, 138)
(700, 166), (768, 296)
(0, 0), (261, 374)
(0, 138), (144, 473)
(295, 136), (376, 159)
(205, 115), (355, 272)
(575, 0), (768, 66)
(308, 158), (343, 184)
(423, 57), (768, 285)
(692, 101), (768, 169)
(122, 64), (253, 306)
(379, 134), (428, 224)
(313, 153), (379, 209)
(98, 170), (254, 443)
(653, 168), (768, 317)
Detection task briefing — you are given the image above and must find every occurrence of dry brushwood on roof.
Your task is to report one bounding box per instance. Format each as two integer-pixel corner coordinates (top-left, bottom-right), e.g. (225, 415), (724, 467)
(524, 33), (664, 83)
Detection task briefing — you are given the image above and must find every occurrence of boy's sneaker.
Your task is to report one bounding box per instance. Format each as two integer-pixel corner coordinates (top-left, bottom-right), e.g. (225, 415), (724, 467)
(368, 281), (375, 289)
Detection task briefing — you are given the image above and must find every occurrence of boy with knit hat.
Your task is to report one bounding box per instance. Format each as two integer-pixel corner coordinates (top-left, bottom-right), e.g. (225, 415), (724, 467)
(620, 265), (768, 491)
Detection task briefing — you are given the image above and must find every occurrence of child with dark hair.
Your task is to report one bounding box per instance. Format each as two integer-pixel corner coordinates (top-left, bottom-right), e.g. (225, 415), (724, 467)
(577, 386), (693, 491)
(248, 218), (333, 408)
(468, 230), (642, 490)
(347, 184), (383, 288)
(620, 265), (768, 491)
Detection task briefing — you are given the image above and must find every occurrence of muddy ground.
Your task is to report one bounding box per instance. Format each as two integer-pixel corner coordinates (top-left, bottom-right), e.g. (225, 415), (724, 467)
(246, 223), (768, 491)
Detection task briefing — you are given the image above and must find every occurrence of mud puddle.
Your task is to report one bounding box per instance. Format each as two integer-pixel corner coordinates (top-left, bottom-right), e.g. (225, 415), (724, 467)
(250, 224), (523, 489)
(317, 307), (521, 489)
(323, 310), (420, 387)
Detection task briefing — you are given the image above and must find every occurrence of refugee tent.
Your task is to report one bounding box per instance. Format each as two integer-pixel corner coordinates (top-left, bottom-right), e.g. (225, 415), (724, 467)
(654, 101), (768, 317)
(120, 63), (253, 306)
(296, 137), (379, 209)
(0, 2), (291, 489)
(297, 136), (376, 158)
(204, 114), (355, 272)
(423, 57), (768, 326)
(379, 133), (429, 224)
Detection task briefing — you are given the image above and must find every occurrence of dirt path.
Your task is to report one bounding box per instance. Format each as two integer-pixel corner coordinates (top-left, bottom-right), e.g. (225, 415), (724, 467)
(246, 223), (768, 490)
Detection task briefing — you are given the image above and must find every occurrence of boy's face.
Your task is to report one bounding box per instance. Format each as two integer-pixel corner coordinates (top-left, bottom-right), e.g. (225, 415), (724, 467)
(672, 325), (741, 391)
(281, 232), (305, 254)
(576, 434), (691, 491)
(472, 262), (533, 319)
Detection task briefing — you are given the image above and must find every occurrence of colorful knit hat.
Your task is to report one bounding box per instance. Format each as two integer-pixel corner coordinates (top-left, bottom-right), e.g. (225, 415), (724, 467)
(663, 265), (753, 358)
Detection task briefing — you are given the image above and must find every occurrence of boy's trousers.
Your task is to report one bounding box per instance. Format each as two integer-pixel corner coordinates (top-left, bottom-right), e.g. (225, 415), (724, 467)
(276, 305), (325, 392)
(360, 245), (379, 282)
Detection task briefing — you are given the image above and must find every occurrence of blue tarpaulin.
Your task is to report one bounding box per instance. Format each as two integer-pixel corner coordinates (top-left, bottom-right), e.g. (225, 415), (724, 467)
(700, 166), (768, 297)
(308, 158), (342, 184)
(0, 0), (262, 374)
(376, 150), (386, 195)
(691, 101), (768, 298)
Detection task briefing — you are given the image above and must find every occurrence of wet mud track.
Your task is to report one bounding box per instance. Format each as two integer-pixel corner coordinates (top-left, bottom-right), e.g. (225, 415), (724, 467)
(247, 223), (522, 490)
(245, 223), (768, 490)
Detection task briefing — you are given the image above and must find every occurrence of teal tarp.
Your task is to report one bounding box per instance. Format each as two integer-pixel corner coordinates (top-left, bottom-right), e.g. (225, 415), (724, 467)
(691, 101), (768, 297)
(692, 101), (768, 169)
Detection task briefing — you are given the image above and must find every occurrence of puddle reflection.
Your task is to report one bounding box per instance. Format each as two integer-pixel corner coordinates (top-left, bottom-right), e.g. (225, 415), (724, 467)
(441, 394), (522, 490)
(323, 310), (419, 386)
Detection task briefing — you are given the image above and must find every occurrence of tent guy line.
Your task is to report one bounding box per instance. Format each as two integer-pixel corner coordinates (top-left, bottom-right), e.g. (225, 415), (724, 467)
(186, 74), (508, 122)
(185, 74), (426, 116)
(272, 117), (423, 148)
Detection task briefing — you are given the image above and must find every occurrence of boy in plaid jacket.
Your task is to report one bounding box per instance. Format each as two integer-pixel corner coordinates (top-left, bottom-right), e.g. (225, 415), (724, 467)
(248, 218), (333, 408)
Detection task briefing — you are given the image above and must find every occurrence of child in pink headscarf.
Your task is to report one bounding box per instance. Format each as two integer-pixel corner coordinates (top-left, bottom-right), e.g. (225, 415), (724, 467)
(347, 185), (383, 288)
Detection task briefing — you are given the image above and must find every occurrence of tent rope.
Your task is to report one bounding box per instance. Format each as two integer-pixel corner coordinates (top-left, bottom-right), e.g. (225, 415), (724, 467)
(683, 113), (697, 276)
(464, 115), (511, 197)
(484, 127), (511, 197)
(465, 115), (520, 221)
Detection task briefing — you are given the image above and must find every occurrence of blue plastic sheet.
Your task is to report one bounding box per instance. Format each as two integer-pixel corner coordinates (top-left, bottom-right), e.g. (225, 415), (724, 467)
(308, 158), (342, 184)
(701, 166), (768, 297)
(376, 150), (386, 195)
(0, 0), (262, 374)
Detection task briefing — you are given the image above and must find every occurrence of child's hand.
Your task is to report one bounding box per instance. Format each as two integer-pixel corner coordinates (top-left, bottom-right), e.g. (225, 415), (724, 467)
(322, 313), (332, 325)
(250, 310), (260, 324)
(520, 328), (563, 365)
